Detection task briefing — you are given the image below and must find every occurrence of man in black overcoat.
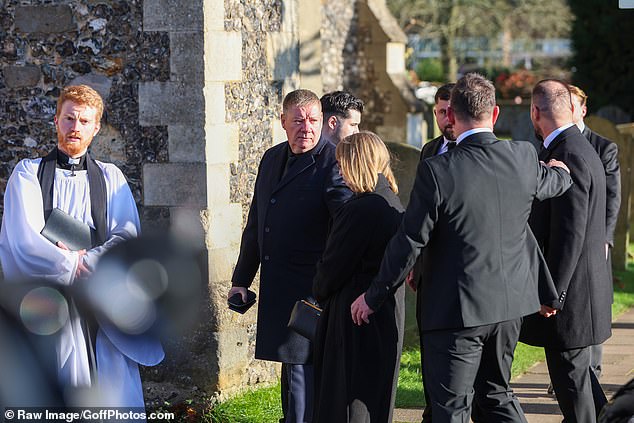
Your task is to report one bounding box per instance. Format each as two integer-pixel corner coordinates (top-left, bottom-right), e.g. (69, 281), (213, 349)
(409, 82), (456, 423)
(351, 73), (573, 423)
(521, 79), (612, 423)
(570, 83), (621, 382)
(228, 89), (353, 423)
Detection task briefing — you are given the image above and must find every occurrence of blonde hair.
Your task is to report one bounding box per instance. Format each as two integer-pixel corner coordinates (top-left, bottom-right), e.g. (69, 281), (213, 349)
(56, 85), (104, 122)
(568, 84), (588, 107)
(336, 131), (398, 194)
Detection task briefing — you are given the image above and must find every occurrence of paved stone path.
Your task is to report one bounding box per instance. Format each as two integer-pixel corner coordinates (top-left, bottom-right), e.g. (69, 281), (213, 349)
(393, 307), (634, 422)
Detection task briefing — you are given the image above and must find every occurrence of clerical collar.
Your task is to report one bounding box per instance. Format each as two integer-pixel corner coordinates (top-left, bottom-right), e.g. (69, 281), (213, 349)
(56, 149), (87, 175)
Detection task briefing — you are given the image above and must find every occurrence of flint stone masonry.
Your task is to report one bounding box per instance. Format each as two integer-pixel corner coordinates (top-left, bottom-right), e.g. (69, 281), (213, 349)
(15, 5), (75, 34)
(2, 65), (41, 88)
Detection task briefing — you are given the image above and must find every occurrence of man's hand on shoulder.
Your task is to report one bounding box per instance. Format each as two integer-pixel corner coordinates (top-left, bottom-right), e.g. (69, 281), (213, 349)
(545, 159), (570, 174)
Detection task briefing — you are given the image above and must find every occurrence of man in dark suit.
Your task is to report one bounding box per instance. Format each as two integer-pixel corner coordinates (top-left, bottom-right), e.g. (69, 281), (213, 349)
(408, 82), (455, 423)
(351, 73), (573, 423)
(570, 84), (621, 383)
(228, 89), (353, 423)
(320, 91), (364, 145)
(522, 79), (612, 422)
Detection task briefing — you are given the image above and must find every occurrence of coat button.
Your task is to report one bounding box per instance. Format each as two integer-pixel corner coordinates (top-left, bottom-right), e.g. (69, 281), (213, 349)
(270, 198), (276, 204)
(265, 227), (270, 233)
(264, 255), (270, 261)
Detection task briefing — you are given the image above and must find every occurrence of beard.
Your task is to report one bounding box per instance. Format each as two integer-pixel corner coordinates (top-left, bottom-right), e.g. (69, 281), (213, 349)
(57, 132), (92, 158)
(441, 125), (456, 141)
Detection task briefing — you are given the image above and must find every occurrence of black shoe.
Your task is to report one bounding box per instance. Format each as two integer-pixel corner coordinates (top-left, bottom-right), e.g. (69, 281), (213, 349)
(547, 383), (555, 395)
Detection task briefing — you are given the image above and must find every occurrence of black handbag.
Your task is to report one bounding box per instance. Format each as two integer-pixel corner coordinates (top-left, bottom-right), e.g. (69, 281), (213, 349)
(287, 299), (322, 341)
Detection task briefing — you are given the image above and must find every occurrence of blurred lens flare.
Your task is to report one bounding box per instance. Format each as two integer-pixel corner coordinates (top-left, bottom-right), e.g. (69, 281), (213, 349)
(89, 261), (156, 334)
(126, 259), (169, 300)
(19, 287), (69, 336)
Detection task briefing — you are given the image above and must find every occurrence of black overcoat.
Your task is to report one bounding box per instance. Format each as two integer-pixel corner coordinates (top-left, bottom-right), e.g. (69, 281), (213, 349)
(312, 175), (405, 423)
(522, 125), (612, 349)
(232, 137), (352, 363)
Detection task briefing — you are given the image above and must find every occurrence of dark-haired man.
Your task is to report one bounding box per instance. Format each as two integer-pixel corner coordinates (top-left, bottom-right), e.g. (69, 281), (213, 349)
(522, 79), (612, 422)
(351, 73), (572, 422)
(418, 83), (457, 158)
(320, 91), (364, 145)
(229, 89), (352, 422)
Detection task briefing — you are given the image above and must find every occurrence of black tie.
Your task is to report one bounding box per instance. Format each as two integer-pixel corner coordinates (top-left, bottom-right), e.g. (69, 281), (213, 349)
(446, 142), (456, 152)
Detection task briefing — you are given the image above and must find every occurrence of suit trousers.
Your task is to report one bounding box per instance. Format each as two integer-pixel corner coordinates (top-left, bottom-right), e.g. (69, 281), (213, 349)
(419, 335), (433, 423)
(422, 319), (527, 423)
(280, 363), (314, 423)
(545, 346), (596, 423)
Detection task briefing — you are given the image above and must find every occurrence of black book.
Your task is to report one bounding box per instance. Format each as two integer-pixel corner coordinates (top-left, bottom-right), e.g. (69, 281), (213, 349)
(40, 208), (93, 251)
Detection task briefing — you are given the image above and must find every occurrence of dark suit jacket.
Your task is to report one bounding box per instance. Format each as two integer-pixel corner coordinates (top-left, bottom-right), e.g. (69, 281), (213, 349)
(412, 136), (443, 290)
(232, 137), (352, 363)
(365, 132), (572, 331)
(419, 135), (444, 161)
(583, 126), (621, 246)
(522, 125), (612, 349)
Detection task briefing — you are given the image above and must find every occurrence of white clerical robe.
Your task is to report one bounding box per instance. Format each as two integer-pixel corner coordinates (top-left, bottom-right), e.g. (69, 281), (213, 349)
(0, 157), (164, 407)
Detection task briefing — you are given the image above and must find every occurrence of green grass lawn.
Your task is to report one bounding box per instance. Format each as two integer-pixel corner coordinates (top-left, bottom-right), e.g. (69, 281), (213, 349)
(206, 258), (634, 420)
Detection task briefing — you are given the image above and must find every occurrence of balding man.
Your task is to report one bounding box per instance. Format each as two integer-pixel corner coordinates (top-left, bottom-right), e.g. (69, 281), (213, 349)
(522, 79), (612, 422)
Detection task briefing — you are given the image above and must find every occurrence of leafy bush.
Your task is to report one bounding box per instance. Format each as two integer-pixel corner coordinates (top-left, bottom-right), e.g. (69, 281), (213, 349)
(414, 58), (444, 82)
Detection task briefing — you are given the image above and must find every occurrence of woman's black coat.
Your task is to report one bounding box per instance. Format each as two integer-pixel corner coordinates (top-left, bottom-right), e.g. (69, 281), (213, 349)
(312, 174), (405, 423)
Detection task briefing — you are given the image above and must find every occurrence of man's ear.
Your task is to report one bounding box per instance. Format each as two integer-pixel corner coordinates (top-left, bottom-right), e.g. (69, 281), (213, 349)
(491, 105), (500, 126)
(93, 122), (101, 137)
(280, 113), (286, 130)
(581, 104), (587, 119)
(327, 115), (338, 130)
(530, 103), (539, 122)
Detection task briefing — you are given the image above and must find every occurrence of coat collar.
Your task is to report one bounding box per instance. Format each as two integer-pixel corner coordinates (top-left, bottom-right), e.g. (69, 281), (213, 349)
(273, 137), (330, 192)
(539, 125), (583, 161)
(458, 131), (498, 146)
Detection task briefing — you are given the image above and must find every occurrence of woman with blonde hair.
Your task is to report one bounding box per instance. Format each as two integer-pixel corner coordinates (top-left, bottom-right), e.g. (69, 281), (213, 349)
(312, 131), (405, 423)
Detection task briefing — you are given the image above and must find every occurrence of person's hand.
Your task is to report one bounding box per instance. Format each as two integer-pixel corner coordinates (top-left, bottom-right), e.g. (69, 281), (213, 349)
(546, 159), (570, 174)
(405, 270), (416, 292)
(350, 293), (374, 325)
(539, 304), (558, 318)
(228, 286), (247, 303)
(57, 241), (90, 278)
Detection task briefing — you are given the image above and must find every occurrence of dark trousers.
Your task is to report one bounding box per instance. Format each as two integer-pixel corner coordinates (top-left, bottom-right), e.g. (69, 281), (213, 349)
(545, 346), (596, 423)
(280, 363), (313, 423)
(419, 335), (433, 423)
(422, 319), (527, 423)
